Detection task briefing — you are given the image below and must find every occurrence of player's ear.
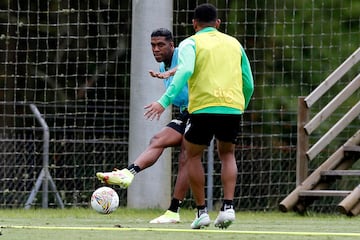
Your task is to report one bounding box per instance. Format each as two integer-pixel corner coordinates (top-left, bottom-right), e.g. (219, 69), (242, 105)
(193, 19), (201, 31)
(215, 19), (221, 29)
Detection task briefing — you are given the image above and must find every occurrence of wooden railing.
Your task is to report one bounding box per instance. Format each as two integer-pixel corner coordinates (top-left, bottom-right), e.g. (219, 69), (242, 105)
(296, 47), (360, 185)
(279, 47), (360, 214)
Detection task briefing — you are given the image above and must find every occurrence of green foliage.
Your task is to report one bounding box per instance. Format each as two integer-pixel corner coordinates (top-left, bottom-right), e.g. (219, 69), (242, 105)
(225, 0), (360, 147)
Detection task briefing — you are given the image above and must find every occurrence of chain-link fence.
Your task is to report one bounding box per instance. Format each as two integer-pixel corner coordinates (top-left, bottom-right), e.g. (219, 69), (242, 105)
(0, 0), (359, 211)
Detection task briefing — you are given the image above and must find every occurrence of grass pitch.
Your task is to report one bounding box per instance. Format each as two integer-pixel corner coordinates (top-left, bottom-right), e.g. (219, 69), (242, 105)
(1, 208), (360, 239)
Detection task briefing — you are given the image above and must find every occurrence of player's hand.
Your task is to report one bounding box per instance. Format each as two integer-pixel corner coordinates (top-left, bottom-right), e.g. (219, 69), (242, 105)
(149, 70), (161, 78)
(144, 102), (165, 120)
(148, 70), (172, 79)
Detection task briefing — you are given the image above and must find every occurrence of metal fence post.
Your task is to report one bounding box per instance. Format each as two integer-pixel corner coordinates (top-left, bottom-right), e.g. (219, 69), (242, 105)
(24, 104), (64, 209)
(207, 138), (214, 211)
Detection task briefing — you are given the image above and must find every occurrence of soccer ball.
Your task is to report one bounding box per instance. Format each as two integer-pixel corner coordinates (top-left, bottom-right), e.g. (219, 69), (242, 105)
(91, 186), (119, 214)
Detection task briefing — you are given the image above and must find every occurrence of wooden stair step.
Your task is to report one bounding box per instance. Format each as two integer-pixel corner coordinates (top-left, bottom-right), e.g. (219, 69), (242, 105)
(343, 145), (360, 159)
(343, 145), (360, 152)
(320, 170), (360, 176)
(299, 190), (351, 197)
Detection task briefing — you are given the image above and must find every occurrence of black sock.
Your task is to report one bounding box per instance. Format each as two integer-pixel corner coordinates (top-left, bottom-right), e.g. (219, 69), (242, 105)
(168, 198), (181, 213)
(197, 205), (207, 217)
(221, 200), (234, 211)
(127, 164), (141, 175)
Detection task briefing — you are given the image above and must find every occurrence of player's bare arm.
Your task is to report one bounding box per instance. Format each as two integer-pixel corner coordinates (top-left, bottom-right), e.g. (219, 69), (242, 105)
(144, 102), (165, 120)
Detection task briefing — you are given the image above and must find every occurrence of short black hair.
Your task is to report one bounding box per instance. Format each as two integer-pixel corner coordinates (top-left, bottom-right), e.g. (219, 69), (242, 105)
(151, 28), (173, 41)
(193, 3), (217, 23)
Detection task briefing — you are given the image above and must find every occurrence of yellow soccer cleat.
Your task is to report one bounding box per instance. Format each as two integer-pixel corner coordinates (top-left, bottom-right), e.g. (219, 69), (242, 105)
(149, 210), (180, 224)
(96, 168), (134, 189)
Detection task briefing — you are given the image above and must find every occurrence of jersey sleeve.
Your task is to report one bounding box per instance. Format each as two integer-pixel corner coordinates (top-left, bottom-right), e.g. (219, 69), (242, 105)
(157, 38), (195, 109)
(241, 46), (254, 110)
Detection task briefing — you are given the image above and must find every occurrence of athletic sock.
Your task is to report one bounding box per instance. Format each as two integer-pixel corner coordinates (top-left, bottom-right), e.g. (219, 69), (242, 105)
(127, 164), (141, 175)
(221, 199), (234, 211)
(197, 205), (208, 217)
(168, 198), (181, 213)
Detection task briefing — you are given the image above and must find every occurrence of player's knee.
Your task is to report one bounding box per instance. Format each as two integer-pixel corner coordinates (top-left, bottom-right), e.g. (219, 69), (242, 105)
(148, 134), (164, 148)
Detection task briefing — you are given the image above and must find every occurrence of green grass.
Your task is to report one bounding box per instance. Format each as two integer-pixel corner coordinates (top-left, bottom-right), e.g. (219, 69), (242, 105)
(1, 208), (360, 240)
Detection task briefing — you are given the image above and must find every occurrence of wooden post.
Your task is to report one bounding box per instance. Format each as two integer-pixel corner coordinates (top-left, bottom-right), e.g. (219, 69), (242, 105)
(279, 130), (360, 212)
(337, 185), (360, 215)
(349, 202), (360, 216)
(279, 147), (344, 212)
(296, 97), (309, 186)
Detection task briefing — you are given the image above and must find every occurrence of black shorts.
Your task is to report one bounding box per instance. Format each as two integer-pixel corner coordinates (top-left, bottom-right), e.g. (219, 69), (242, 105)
(166, 110), (189, 135)
(184, 114), (241, 146)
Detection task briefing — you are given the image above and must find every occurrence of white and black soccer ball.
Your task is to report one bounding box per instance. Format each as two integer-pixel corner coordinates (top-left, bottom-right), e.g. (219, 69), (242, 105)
(91, 186), (119, 214)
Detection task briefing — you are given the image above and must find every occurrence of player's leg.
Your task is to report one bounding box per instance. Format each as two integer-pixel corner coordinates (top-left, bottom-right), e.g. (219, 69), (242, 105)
(131, 112), (188, 178)
(183, 114), (213, 229)
(213, 115), (241, 229)
(185, 139), (210, 229)
(218, 140), (237, 200)
(133, 126), (182, 169)
(150, 111), (190, 223)
(96, 126), (182, 188)
(150, 140), (190, 223)
(172, 141), (189, 203)
(186, 141), (206, 205)
(214, 140), (237, 229)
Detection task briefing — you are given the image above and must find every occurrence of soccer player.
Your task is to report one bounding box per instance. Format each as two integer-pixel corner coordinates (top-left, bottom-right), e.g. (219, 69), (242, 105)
(96, 28), (189, 224)
(144, 3), (254, 229)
